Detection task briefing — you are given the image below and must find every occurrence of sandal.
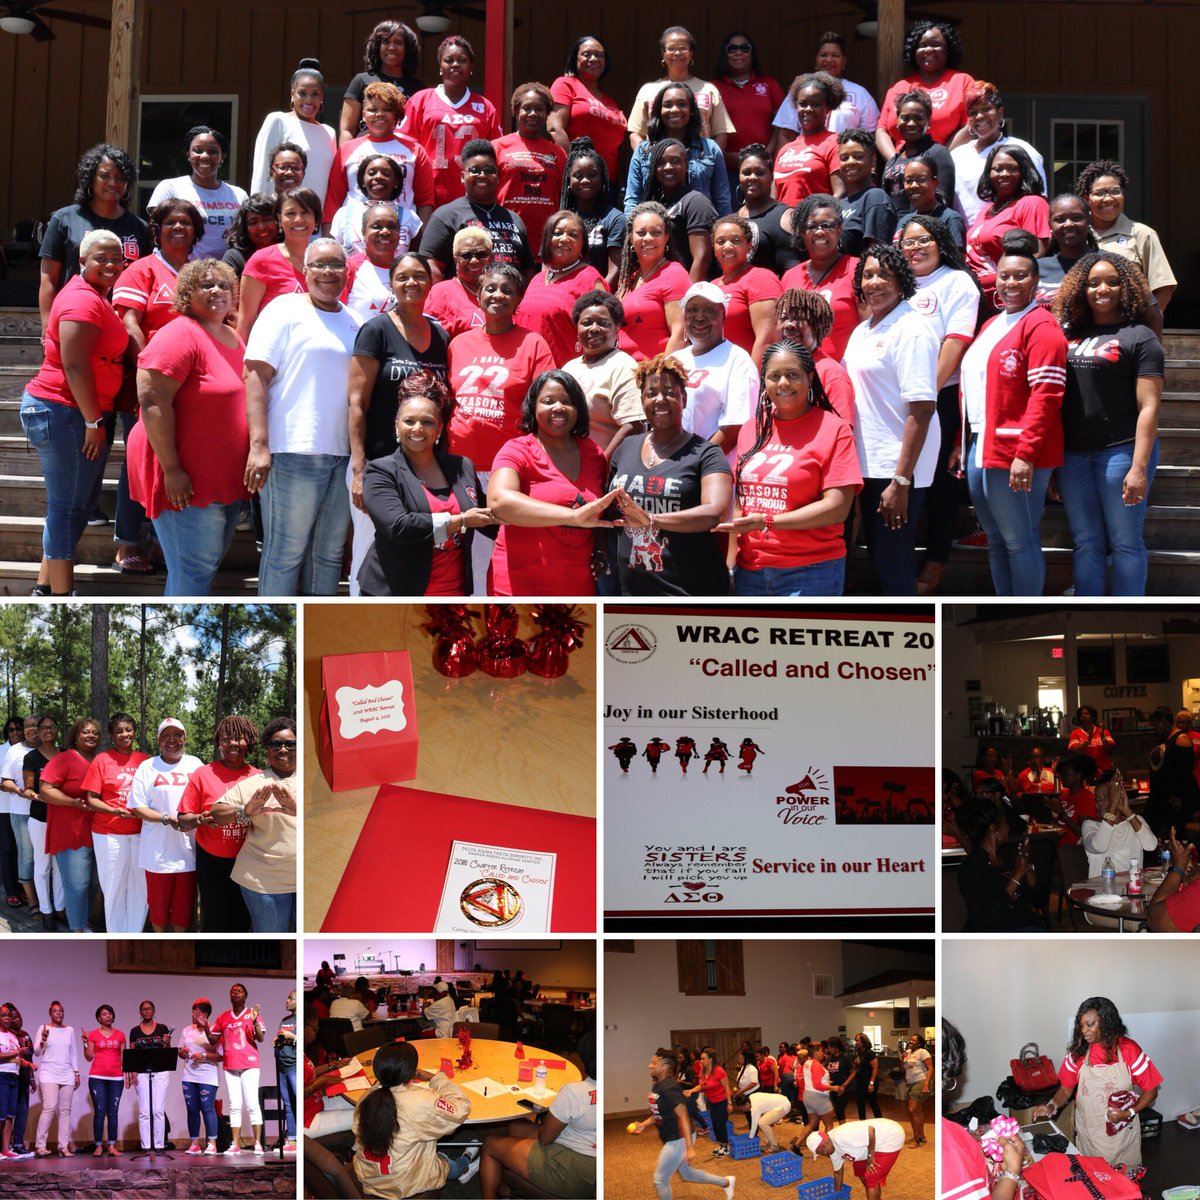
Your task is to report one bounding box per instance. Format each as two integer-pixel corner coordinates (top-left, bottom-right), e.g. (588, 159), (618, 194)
(906, 1139), (922, 1149)
(116, 553), (155, 575)
(6, 895), (23, 907)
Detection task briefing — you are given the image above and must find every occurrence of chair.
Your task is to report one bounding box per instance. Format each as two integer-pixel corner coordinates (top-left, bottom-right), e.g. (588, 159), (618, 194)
(538, 1004), (576, 1054)
(381, 1017), (424, 1041)
(343, 1025), (387, 1057)
(1055, 842), (1090, 929)
(318, 1017), (354, 1057)
(257, 1084), (287, 1158)
(454, 1021), (500, 1040)
(491, 998), (523, 1041)
(303, 1136), (366, 1199)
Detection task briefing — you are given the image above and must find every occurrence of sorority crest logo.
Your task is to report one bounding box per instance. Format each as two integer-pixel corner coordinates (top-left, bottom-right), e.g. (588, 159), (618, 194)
(999, 348), (1024, 376)
(606, 623), (657, 664)
(471, 100), (485, 114)
(776, 767), (832, 826)
(910, 290), (938, 315)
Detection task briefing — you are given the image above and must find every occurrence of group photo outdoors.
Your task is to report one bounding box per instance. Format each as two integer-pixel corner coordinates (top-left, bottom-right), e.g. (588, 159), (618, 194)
(12, 0), (1192, 600)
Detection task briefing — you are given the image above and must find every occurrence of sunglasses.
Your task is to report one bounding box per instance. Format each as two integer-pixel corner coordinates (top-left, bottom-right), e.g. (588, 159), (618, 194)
(267, 739), (297, 750)
(726, 42), (752, 53)
(457, 249), (491, 260)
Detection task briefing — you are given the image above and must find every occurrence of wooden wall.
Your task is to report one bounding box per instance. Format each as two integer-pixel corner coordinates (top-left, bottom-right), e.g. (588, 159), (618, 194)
(0, 0), (1195, 311)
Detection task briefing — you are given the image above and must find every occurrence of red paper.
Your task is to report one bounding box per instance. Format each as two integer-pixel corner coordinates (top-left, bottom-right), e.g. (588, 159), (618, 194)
(320, 784), (597, 932)
(514, 1042), (525, 1059)
(517, 1062), (533, 1081)
(440, 1057), (454, 1077)
(539, 1058), (568, 1070)
(318, 651), (419, 792)
(324, 1081), (348, 1097)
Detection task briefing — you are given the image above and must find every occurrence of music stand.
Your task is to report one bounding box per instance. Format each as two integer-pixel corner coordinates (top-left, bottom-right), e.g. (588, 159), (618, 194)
(123, 1047), (178, 1161)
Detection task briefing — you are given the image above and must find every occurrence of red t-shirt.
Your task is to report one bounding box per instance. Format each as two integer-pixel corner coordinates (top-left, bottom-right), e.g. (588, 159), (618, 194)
(781, 256), (861, 362)
(515, 264), (607, 367)
(1058, 1037), (1162, 1090)
(28, 275), (128, 412)
(446, 326), (556, 471)
(493, 133), (567, 257)
(1018, 767), (1057, 793)
(128, 318), (250, 519)
(1165, 878), (1200, 932)
(41, 749), (94, 854)
(965, 194), (1051, 283)
(212, 1007), (261, 1071)
(814, 351), (855, 427)
(488, 433), (608, 596)
(716, 266), (782, 357)
(81, 749), (149, 836)
(111, 253), (182, 343)
(177, 761), (260, 858)
(773, 132), (841, 207)
(549, 76), (627, 179)
(941, 1117), (990, 1200)
(87, 1027), (126, 1078)
(242, 246), (307, 311)
(734, 406), (862, 569)
(758, 1056), (778, 1089)
(423, 486), (466, 596)
(879, 70), (976, 146)
(303, 1055), (323, 1128)
(1057, 786), (1098, 846)
(699, 1064), (729, 1104)
(714, 75), (786, 156)
(400, 87), (502, 206)
(321, 132), (434, 222)
(617, 262), (691, 361)
(425, 278), (485, 337)
(1067, 727), (1115, 776)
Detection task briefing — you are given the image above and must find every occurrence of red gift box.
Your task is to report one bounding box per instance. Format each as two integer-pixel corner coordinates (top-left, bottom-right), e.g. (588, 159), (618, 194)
(318, 651), (419, 792)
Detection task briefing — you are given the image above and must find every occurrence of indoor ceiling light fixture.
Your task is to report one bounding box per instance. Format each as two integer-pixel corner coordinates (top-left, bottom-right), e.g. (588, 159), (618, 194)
(0, 14), (36, 34)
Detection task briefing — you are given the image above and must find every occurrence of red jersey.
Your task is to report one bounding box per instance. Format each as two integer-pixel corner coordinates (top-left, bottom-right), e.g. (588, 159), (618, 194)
(111, 252), (182, 342)
(212, 1007), (261, 1071)
(1057, 786), (1098, 846)
(81, 749), (149, 836)
(548, 76), (626, 180)
(177, 760), (260, 858)
(773, 132), (841, 207)
(716, 266), (782, 357)
(400, 87), (502, 206)
(1058, 1037), (1162, 1090)
(321, 132), (434, 223)
(780, 256), (861, 362)
(493, 133), (567, 257)
(1067, 727), (1115, 776)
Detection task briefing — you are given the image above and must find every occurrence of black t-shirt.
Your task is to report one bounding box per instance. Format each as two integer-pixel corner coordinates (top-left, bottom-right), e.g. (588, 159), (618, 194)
(419, 197), (534, 274)
(24, 747), (52, 822)
(664, 191), (718, 273)
(608, 433), (731, 596)
(746, 201), (801, 273)
(881, 139), (956, 216)
(839, 188), (896, 257)
(651, 1078), (687, 1142)
(827, 1052), (851, 1088)
(39, 203), (152, 285)
(345, 71), (426, 137)
(275, 1014), (297, 1070)
(853, 1046), (877, 1084)
(352, 313), (450, 460)
(580, 204), (626, 276)
(129, 1023), (171, 1057)
(1062, 322), (1164, 452)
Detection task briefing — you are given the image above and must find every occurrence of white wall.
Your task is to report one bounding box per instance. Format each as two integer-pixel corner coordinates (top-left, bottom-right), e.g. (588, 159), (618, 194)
(943, 940), (1200, 1118)
(302, 939), (436, 977)
(0, 941), (295, 1148)
(602, 940), (844, 1114)
(461, 940), (596, 987)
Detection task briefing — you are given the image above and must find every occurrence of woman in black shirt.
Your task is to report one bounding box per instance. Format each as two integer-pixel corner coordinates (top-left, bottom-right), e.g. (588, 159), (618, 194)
(737, 144), (801, 273)
(339, 20), (423, 143)
(128, 1000), (172, 1152)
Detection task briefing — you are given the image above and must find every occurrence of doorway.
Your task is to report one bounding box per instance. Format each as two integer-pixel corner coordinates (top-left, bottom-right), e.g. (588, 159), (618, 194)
(669, 1027), (762, 1077)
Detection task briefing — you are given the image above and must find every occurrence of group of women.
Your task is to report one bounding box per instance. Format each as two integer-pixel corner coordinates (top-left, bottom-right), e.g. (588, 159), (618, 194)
(32, 18), (1177, 597)
(0, 710), (296, 935)
(0, 987), (297, 1159)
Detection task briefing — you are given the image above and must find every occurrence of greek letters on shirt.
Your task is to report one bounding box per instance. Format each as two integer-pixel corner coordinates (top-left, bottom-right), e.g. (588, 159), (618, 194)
(151, 771), (193, 788)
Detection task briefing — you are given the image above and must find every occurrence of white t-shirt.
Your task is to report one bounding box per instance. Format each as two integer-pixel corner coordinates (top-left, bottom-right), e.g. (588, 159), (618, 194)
(951, 135), (1046, 226)
(424, 994), (457, 1038)
(773, 78), (880, 135)
(902, 1047), (931, 1085)
(131, 753), (203, 873)
(550, 1077), (597, 1157)
(959, 303), (1034, 468)
(179, 1023), (220, 1086)
(33, 1024), (79, 1084)
(244, 294), (362, 456)
(329, 997), (369, 1032)
(827, 1118), (906, 1169)
(0, 1029), (19, 1075)
(147, 176), (248, 260)
(1, 739), (35, 816)
(329, 198), (421, 259)
(341, 255), (399, 323)
(843, 301), (941, 484)
(251, 111), (337, 204)
(910, 265), (980, 388)
(736, 1062), (760, 1095)
(675, 339), (758, 440)
(748, 1090), (791, 1133)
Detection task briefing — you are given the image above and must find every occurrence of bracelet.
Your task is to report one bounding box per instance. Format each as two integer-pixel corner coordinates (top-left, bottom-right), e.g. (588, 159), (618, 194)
(1046, 1101), (1059, 1118)
(1170, 866), (1188, 879)
(762, 511), (775, 532)
(999, 1171), (1023, 1184)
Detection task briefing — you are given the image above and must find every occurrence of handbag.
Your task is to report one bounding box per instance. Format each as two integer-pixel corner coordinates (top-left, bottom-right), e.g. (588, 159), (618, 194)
(1022, 1154), (1141, 1200)
(1011, 1042), (1059, 1093)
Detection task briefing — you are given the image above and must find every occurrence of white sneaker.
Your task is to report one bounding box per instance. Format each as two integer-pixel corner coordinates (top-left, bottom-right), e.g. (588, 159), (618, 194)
(203, 1144), (218, 1155)
(185, 1143), (202, 1155)
(223, 1144), (241, 1155)
(458, 1155), (481, 1185)
(724, 1176), (736, 1200)
(251, 1143), (265, 1155)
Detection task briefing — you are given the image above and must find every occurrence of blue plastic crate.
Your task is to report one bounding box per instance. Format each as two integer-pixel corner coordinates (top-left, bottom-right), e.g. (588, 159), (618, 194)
(796, 1179), (852, 1200)
(726, 1120), (762, 1160)
(761, 1151), (804, 1187)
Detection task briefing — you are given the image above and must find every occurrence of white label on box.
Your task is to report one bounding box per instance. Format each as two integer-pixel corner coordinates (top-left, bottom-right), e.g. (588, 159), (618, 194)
(335, 680), (407, 739)
(434, 840), (556, 933)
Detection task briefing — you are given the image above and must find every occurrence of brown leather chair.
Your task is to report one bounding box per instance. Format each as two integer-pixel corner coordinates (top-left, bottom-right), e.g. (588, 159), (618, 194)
(343, 1025), (388, 1057)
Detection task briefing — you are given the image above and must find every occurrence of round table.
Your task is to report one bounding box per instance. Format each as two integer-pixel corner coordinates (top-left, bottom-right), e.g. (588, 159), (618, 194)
(1066, 869), (1166, 932)
(353, 1038), (581, 1124)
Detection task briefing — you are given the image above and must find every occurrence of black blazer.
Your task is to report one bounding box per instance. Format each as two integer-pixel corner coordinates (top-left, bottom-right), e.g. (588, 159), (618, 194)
(357, 448), (490, 596)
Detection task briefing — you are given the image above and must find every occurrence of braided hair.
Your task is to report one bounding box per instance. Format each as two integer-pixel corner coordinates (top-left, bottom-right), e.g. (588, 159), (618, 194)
(1075, 159), (1129, 202)
(1053, 250), (1153, 336)
(559, 138), (612, 244)
(775, 288), (834, 346)
(214, 715), (259, 758)
(853, 243), (918, 302)
(616, 201), (680, 297)
(735, 340), (833, 505)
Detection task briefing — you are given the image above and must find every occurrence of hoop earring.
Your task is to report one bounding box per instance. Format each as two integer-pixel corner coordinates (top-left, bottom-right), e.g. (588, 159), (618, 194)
(945, 1076), (958, 1093)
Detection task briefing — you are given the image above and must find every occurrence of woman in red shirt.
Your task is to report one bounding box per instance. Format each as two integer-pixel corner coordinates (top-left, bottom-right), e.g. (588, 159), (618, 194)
(236, 186), (318, 339)
(712, 215), (782, 365)
(772, 73), (844, 208)
(425, 227), (492, 337)
(1068, 706), (1116, 776)
(83, 1005), (126, 1157)
(711, 33), (785, 175)
(548, 37), (627, 181)
(487, 370), (616, 596)
(780, 197), (860, 361)
(684, 1047), (732, 1157)
(21, 231), (130, 597)
(877, 20), (974, 156)
(615, 202), (689, 361)
(494, 83), (567, 258)
(718, 341), (861, 596)
(39, 717), (101, 932)
(965, 147), (1050, 301)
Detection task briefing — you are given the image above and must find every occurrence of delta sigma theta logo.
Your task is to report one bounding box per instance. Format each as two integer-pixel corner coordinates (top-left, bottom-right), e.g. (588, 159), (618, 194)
(999, 348), (1024, 377)
(606, 623), (657, 664)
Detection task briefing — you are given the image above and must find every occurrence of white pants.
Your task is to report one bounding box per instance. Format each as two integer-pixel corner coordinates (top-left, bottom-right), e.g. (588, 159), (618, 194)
(471, 469), (494, 594)
(346, 463), (374, 598)
(35, 1077), (76, 1151)
(29, 817), (63, 914)
(750, 1102), (791, 1148)
(306, 1095), (355, 1139)
(136, 1072), (168, 1148)
(226, 1067), (262, 1133)
(91, 831), (147, 933)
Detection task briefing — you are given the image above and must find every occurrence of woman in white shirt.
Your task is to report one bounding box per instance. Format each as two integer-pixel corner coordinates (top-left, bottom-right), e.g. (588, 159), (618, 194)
(250, 61), (337, 205)
(178, 998), (222, 1155)
(1082, 774), (1158, 882)
(33, 1000), (79, 1157)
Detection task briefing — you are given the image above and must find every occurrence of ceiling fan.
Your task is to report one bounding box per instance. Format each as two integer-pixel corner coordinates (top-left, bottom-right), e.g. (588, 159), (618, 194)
(348, 2), (488, 35)
(803, 1), (962, 38)
(0, 0), (111, 41)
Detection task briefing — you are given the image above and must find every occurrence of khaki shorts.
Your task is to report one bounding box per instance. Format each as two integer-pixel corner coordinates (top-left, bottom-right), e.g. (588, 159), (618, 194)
(905, 1080), (932, 1102)
(526, 1140), (597, 1198)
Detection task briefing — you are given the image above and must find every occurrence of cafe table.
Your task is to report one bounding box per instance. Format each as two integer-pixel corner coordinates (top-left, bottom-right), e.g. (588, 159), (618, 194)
(1066, 868), (1166, 932)
(348, 1038), (582, 1124)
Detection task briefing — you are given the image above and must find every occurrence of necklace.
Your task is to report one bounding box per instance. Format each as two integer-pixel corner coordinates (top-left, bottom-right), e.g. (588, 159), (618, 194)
(806, 255), (841, 288)
(636, 258), (667, 288)
(545, 258), (584, 284)
(643, 429), (687, 467)
(471, 198), (500, 221)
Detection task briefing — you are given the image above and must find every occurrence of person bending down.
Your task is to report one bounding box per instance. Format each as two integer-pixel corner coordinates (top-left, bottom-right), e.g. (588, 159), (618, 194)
(800, 1118), (907, 1200)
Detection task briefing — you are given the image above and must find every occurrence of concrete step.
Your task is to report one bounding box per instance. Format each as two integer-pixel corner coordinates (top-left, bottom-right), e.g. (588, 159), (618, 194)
(0, 433), (125, 474)
(0, 560), (261, 597)
(0, 516), (262, 570)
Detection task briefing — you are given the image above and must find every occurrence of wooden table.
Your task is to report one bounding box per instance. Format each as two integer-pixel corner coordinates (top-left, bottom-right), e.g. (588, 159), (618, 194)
(351, 1038), (582, 1124)
(1066, 869), (1166, 932)
(303, 604), (597, 929)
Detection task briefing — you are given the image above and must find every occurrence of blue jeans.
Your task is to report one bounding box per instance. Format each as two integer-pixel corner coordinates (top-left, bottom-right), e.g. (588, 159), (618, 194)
(20, 391), (110, 561)
(240, 886), (295, 933)
(14, 1069), (30, 1147)
(258, 452), (349, 596)
(56, 844), (97, 930)
(182, 1080), (218, 1140)
(859, 478), (927, 594)
(966, 446), (1052, 595)
(1058, 440), (1159, 596)
(89, 1077), (123, 1143)
(10, 812), (33, 881)
(734, 557), (846, 596)
(277, 1061), (297, 1139)
(654, 1138), (729, 1199)
(152, 502), (243, 596)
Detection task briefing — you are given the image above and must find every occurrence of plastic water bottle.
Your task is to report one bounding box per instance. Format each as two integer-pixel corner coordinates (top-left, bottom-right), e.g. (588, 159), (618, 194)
(1159, 839), (1172, 870)
(1128, 859), (1142, 897)
(1101, 857), (1117, 894)
(535, 1060), (548, 1091)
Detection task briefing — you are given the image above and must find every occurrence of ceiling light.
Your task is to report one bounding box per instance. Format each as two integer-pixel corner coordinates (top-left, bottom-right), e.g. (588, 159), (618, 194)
(856, 20), (879, 38)
(0, 15), (36, 34)
(416, 12), (451, 34)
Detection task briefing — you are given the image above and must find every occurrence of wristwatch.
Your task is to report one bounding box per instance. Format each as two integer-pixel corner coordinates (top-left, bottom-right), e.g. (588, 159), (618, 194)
(892, 474), (912, 487)
(83, 417), (104, 429)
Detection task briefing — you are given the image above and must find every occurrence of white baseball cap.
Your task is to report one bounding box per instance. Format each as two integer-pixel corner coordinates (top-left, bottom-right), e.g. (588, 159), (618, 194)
(681, 280), (728, 309)
(157, 718), (185, 737)
(806, 1131), (841, 1168)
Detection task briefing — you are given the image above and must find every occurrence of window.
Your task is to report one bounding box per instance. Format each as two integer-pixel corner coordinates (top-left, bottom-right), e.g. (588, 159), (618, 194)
(136, 94), (240, 215)
(677, 941), (745, 995)
(1050, 118), (1122, 197)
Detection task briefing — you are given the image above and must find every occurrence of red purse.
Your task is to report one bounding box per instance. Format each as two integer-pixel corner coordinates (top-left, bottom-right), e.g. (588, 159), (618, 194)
(1010, 1042), (1059, 1092)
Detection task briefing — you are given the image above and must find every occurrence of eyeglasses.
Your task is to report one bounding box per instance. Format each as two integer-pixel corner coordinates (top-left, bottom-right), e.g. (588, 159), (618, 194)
(1089, 186), (1123, 198)
(725, 42), (752, 52)
(267, 739), (297, 750)
(803, 220), (841, 233)
(900, 235), (935, 249)
(457, 249), (490, 260)
(466, 164), (498, 176)
(307, 261), (347, 273)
